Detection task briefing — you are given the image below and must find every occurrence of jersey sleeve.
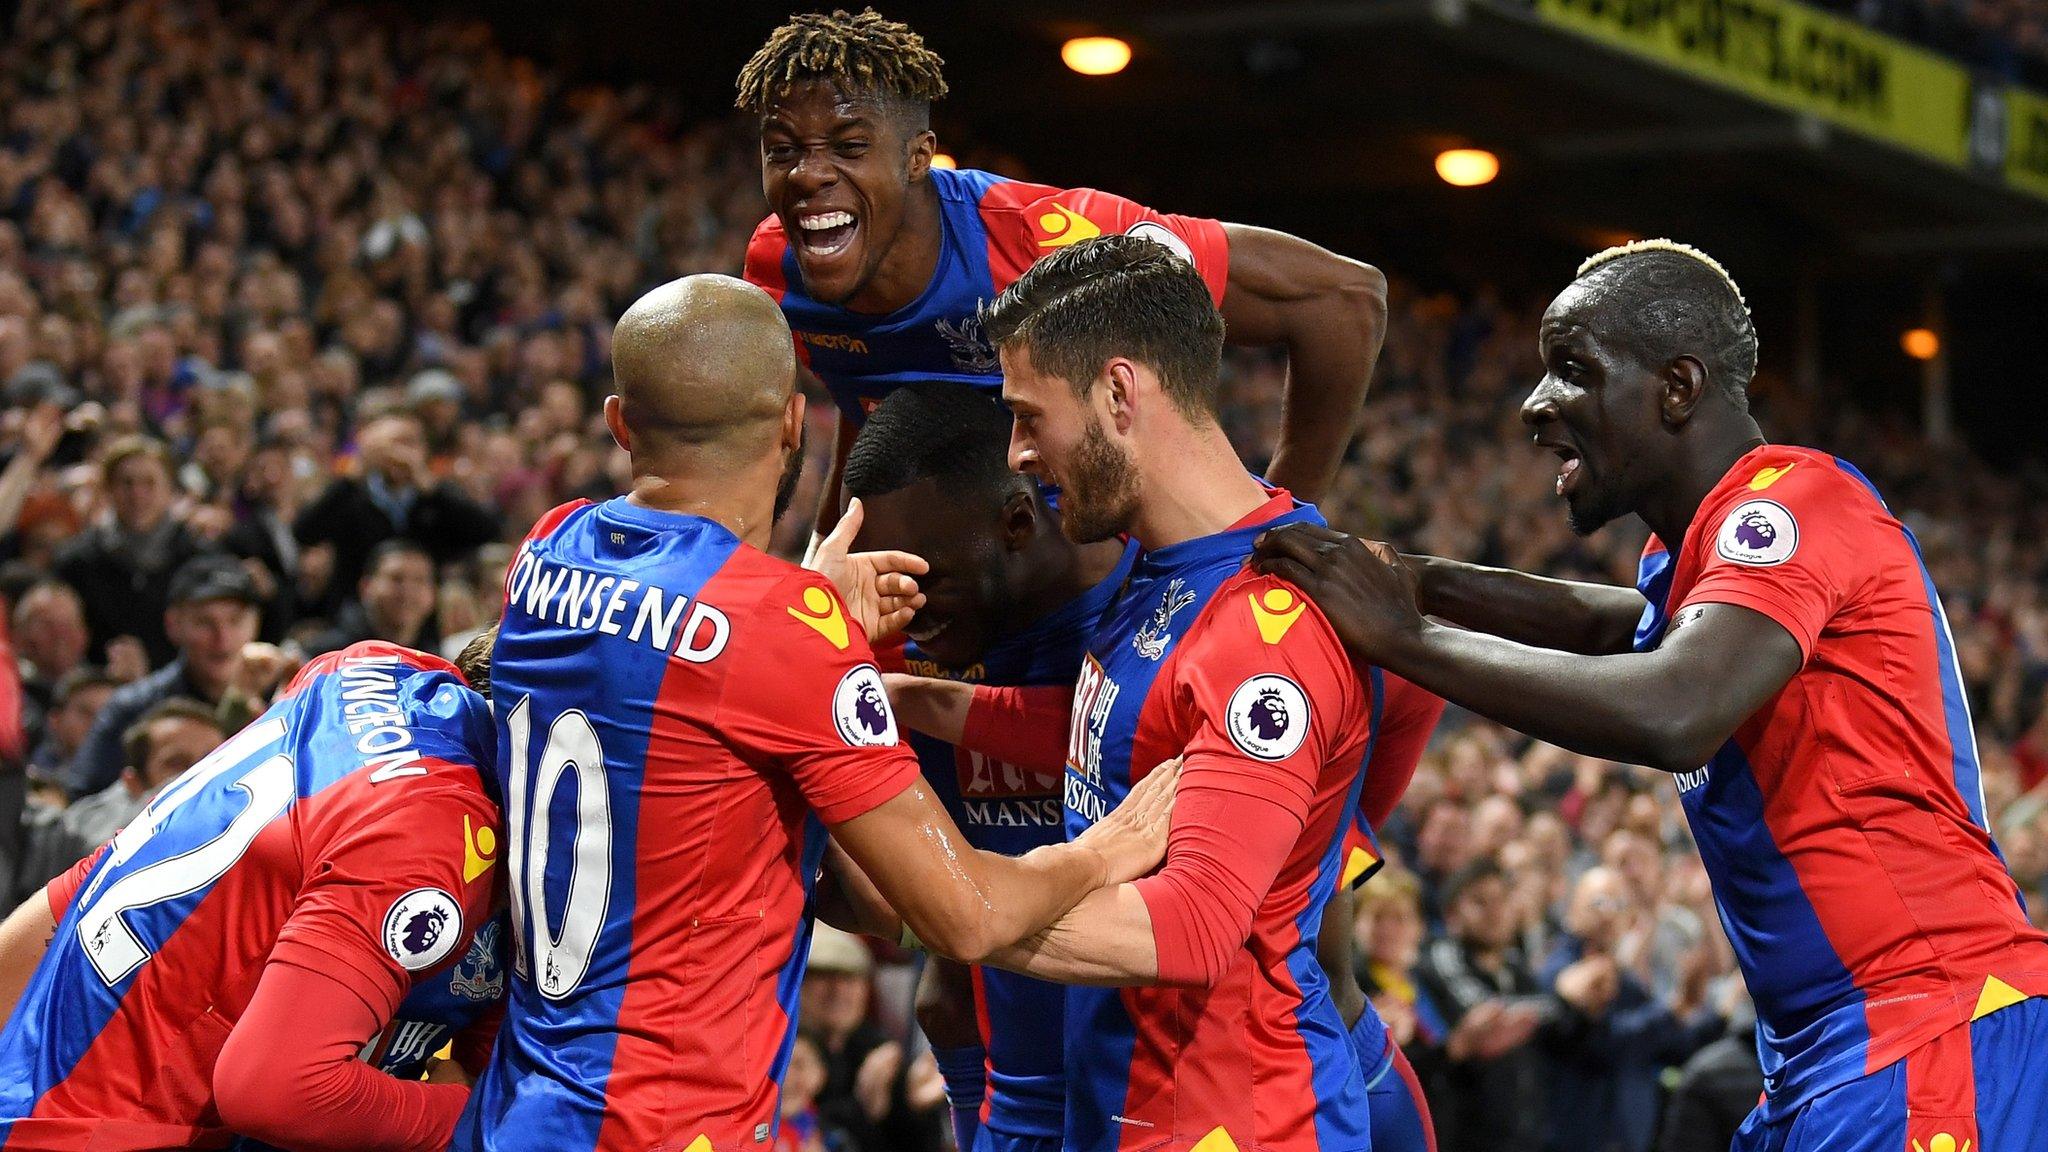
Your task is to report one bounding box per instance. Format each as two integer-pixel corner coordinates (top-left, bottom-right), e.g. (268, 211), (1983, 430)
(1168, 574), (1367, 820)
(713, 571), (921, 826)
(271, 768), (501, 1020)
(981, 182), (1230, 305)
(742, 216), (812, 369)
(1359, 673), (1443, 833)
(44, 841), (110, 919)
(1674, 460), (1863, 660)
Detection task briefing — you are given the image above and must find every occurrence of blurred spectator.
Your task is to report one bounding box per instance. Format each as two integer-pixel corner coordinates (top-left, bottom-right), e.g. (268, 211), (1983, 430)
(1416, 860), (1579, 1152)
(801, 925), (943, 1152)
(1539, 868), (1725, 1152)
(11, 581), (89, 722)
(53, 437), (219, 667)
(1656, 1001), (1764, 1152)
(304, 539), (441, 656)
(221, 437), (311, 643)
(61, 557), (260, 799)
(292, 412), (498, 616)
(23, 668), (116, 788)
(16, 697), (224, 903)
(777, 1033), (854, 1152)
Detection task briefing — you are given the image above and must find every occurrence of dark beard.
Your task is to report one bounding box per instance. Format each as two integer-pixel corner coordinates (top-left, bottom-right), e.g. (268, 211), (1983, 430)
(1057, 421), (1139, 544)
(773, 423), (809, 524)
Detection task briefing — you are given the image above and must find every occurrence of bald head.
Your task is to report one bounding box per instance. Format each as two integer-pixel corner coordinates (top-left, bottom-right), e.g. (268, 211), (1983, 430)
(611, 274), (797, 458)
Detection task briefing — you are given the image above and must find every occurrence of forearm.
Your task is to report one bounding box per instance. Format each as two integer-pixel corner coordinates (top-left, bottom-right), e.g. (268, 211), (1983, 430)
(1408, 554), (1644, 655)
(982, 884), (1159, 986)
(815, 840), (904, 940)
(1264, 297), (1385, 503)
(883, 674), (972, 745)
(1377, 623), (1708, 772)
(810, 411), (857, 544)
(944, 842), (1109, 963)
(0, 891), (57, 1022)
(0, 454), (42, 534)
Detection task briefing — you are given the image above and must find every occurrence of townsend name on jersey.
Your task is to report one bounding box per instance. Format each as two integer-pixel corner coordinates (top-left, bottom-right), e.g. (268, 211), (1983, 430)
(505, 548), (731, 661)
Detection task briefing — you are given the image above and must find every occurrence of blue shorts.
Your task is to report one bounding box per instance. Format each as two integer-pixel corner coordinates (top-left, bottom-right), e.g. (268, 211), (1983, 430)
(1350, 1011), (1436, 1152)
(1732, 995), (2048, 1152)
(970, 1129), (1060, 1152)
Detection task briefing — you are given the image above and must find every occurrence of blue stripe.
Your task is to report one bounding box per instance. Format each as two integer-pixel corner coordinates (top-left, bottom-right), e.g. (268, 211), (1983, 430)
(1829, 457), (1988, 831)
(1297, 667), (1381, 1152)
(456, 501), (739, 1151)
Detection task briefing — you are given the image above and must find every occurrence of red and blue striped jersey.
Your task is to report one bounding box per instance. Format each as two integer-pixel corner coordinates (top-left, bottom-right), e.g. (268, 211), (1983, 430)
(0, 643), (499, 1150)
(1635, 445), (2048, 1118)
(880, 541), (1138, 1142)
(452, 499), (920, 1152)
(744, 167), (1228, 424)
(1063, 491), (1377, 1152)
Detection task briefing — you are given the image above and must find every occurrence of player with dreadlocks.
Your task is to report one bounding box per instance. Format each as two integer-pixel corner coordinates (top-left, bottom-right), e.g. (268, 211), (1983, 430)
(1252, 240), (2048, 1152)
(736, 8), (1387, 545)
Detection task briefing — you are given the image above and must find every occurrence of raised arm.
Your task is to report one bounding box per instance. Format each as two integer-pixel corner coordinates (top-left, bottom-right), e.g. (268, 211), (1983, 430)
(1406, 553), (1647, 656)
(1254, 525), (1801, 774)
(1219, 223), (1387, 502)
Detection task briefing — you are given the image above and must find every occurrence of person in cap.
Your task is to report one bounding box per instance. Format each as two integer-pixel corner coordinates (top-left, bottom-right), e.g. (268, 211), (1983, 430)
(59, 555), (262, 798)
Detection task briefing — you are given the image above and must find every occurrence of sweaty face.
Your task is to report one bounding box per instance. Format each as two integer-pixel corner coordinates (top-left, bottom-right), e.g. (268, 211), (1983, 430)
(1002, 346), (1138, 545)
(761, 82), (926, 308)
(1523, 280), (1666, 537)
(854, 479), (1008, 667)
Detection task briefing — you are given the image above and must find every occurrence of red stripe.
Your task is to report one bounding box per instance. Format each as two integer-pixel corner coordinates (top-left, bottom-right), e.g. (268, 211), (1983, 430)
(970, 965), (995, 1125)
(1903, 1025), (1977, 1152)
(1388, 1040), (1437, 1152)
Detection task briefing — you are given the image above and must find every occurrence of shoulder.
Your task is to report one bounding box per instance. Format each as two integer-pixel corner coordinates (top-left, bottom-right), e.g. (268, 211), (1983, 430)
(1188, 569), (1352, 669)
(744, 215), (792, 295)
(1697, 449), (1886, 571)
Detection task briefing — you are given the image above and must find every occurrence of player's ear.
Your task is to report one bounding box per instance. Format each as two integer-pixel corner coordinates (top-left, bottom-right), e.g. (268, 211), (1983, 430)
(1103, 359), (1137, 435)
(603, 395), (631, 452)
(905, 128), (937, 181)
(998, 487), (1038, 554)
(781, 390), (807, 452)
(1662, 356), (1708, 427)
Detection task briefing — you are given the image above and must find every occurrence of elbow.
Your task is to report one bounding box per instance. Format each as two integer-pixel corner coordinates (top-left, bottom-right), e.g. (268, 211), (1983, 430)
(1640, 712), (1724, 775)
(911, 906), (1001, 966)
(1333, 259), (1387, 327)
(213, 1045), (288, 1144)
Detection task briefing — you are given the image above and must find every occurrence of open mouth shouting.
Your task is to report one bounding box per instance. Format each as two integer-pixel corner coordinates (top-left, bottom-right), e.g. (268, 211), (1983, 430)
(795, 209), (859, 260)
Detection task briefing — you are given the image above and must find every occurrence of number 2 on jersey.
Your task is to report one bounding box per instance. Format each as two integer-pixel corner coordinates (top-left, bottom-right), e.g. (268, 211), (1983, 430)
(504, 695), (612, 1000)
(72, 716), (295, 986)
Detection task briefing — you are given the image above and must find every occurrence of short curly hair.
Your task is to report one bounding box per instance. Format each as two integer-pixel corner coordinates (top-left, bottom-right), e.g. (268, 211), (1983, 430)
(736, 8), (948, 120)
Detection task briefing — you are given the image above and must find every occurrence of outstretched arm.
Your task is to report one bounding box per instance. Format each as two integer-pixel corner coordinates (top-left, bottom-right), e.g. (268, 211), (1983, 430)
(1219, 223), (1387, 503)
(1406, 554), (1647, 656)
(830, 758), (1178, 964)
(1254, 525), (1802, 774)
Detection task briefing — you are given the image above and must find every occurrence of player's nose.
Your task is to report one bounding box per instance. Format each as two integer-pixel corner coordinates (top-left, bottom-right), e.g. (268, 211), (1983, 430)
(1008, 427), (1038, 474)
(1520, 377), (1565, 427)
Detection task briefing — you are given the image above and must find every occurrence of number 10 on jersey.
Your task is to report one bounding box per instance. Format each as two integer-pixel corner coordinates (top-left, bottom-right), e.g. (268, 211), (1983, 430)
(504, 695), (613, 1000)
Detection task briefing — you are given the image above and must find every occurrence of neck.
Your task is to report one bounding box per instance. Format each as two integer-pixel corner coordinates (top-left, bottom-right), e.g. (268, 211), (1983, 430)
(624, 461), (781, 550)
(1638, 416), (1767, 547)
(1014, 537), (1125, 628)
(1130, 421), (1270, 550)
(845, 180), (942, 314)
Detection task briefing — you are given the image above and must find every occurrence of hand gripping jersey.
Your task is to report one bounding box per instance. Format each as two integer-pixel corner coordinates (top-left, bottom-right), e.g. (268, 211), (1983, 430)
(0, 643), (499, 1150)
(878, 543), (1137, 1143)
(745, 167), (1229, 424)
(1064, 491), (1377, 1152)
(1632, 445), (2048, 1119)
(453, 499), (919, 1152)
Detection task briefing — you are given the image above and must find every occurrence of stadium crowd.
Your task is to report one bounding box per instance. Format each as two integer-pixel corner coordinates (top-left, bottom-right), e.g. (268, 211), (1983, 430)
(1, 2), (2045, 1150)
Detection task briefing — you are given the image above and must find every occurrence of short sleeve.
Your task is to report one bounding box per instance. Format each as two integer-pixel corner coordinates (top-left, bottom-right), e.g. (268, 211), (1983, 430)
(982, 181), (1229, 306)
(271, 770), (500, 1020)
(1676, 461), (1862, 660)
(1171, 575), (1368, 822)
(714, 572), (921, 826)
